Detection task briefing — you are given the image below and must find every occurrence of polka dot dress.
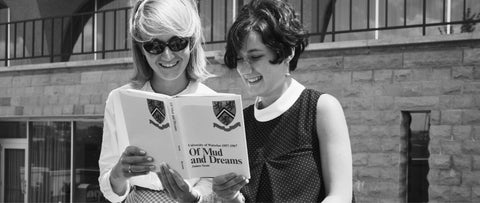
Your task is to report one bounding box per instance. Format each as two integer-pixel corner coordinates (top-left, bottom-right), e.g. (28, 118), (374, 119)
(241, 89), (326, 202)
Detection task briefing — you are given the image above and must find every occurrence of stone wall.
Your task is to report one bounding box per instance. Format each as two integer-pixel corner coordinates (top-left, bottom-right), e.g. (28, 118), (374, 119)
(1, 34), (479, 202)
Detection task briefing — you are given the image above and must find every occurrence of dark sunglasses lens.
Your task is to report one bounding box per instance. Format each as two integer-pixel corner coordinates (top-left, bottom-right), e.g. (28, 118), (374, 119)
(143, 39), (165, 54)
(168, 37), (189, 51)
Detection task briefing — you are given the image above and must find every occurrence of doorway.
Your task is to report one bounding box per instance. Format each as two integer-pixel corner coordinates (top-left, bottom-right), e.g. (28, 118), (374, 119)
(0, 140), (28, 203)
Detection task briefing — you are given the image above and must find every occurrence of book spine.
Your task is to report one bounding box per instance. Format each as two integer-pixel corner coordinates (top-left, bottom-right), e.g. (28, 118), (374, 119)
(168, 100), (186, 173)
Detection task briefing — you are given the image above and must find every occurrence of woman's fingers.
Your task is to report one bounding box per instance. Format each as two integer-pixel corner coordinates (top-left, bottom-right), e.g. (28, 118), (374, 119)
(213, 173), (249, 200)
(158, 163), (177, 199)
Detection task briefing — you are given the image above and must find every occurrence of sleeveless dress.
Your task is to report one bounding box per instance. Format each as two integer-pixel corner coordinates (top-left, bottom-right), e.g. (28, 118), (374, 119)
(241, 89), (326, 202)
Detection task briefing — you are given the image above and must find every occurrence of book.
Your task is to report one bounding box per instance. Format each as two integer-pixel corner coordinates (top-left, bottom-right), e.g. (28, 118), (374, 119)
(113, 89), (250, 179)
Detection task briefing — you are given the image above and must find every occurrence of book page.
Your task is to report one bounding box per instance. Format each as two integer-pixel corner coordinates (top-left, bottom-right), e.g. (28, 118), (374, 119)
(174, 95), (250, 178)
(116, 89), (184, 175)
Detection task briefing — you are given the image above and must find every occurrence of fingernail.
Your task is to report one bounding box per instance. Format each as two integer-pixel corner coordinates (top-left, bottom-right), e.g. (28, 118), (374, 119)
(140, 150), (146, 154)
(150, 166), (156, 170)
(169, 169), (174, 173)
(147, 157), (153, 161)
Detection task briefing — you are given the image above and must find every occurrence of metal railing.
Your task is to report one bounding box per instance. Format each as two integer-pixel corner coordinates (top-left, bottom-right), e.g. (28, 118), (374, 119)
(1, 0), (479, 67)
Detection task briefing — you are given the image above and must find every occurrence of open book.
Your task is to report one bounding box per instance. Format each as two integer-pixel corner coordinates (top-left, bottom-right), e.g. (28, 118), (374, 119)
(113, 89), (250, 179)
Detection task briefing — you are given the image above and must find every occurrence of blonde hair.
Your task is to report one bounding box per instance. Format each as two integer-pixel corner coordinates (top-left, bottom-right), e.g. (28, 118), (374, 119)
(129, 0), (212, 88)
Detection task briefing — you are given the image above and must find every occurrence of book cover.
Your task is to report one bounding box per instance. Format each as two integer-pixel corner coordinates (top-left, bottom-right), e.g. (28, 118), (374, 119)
(114, 89), (250, 179)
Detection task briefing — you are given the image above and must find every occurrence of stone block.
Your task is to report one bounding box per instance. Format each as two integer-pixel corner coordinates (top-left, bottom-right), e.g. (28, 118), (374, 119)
(400, 82), (423, 97)
(449, 186), (472, 202)
(430, 125), (452, 140)
(428, 169), (461, 185)
(62, 105), (74, 115)
(30, 74), (50, 86)
(430, 110), (441, 125)
(452, 125), (473, 141)
(352, 70), (373, 83)
(394, 69), (412, 82)
(300, 56), (343, 71)
(462, 171), (480, 187)
(452, 155), (471, 170)
(380, 138), (399, 152)
(345, 97), (373, 110)
(463, 140), (480, 154)
(353, 153), (368, 166)
(472, 154), (480, 172)
(429, 185), (450, 202)
(451, 95), (475, 109)
(473, 187), (480, 202)
(431, 68), (451, 81)
(421, 81), (442, 96)
(73, 104), (84, 114)
(0, 76), (13, 87)
(373, 96), (394, 110)
(348, 125), (369, 137)
(331, 71), (352, 84)
(50, 73), (81, 85)
(344, 53), (402, 70)
(464, 47), (480, 65)
(94, 104), (105, 114)
(90, 94), (104, 104)
(80, 71), (103, 84)
(463, 82), (480, 94)
(441, 81), (463, 95)
(381, 111), (401, 125)
(412, 68), (433, 81)
(430, 154), (451, 169)
(12, 75), (32, 87)
(84, 104), (96, 114)
(440, 110), (463, 125)
(394, 96), (439, 110)
(474, 67), (480, 80)
(0, 97), (11, 106)
(452, 66), (474, 80)
(373, 69), (393, 83)
(441, 140), (463, 155)
(44, 85), (65, 96)
(368, 153), (398, 167)
(404, 50), (462, 69)
(463, 110), (480, 125)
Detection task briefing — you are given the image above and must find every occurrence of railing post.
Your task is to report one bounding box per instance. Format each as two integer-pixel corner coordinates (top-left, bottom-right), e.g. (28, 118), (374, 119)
(50, 18), (54, 62)
(5, 8), (10, 66)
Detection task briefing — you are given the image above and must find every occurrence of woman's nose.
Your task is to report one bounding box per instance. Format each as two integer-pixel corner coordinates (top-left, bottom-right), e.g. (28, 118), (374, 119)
(237, 61), (252, 75)
(161, 47), (175, 61)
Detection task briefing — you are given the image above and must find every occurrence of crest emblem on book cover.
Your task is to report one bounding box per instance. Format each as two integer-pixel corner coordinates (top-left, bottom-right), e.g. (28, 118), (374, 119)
(212, 100), (241, 132)
(147, 99), (169, 130)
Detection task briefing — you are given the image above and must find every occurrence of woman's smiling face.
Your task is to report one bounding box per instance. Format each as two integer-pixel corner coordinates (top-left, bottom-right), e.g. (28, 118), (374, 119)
(142, 34), (190, 82)
(236, 31), (290, 101)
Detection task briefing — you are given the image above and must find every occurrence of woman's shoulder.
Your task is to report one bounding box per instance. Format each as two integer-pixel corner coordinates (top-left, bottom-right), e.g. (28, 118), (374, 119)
(316, 93), (344, 114)
(196, 82), (217, 94)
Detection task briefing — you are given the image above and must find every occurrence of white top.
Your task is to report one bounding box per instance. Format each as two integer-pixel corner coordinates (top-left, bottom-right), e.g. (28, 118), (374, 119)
(254, 79), (305, 122)
(98, 81), (216, 202)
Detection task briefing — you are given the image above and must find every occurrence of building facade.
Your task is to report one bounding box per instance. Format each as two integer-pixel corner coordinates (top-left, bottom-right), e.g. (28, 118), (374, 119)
(0, 0), (479, 202)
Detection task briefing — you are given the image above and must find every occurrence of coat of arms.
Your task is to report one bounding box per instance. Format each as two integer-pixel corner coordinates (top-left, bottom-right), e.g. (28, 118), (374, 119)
(147, 99), (169, 130)
(212, 100), (241, 131)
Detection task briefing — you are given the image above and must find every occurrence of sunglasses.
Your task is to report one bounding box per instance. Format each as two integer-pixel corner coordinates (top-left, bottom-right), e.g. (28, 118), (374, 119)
(142, 36), (190, 55)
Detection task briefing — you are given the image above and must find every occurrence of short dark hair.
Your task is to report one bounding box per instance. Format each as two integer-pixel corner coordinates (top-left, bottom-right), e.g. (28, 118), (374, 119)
(224, 0), (309, 71)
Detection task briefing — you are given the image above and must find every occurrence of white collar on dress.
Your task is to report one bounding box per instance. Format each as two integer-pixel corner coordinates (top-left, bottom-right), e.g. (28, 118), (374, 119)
(254, 79), (305, 122)
(142, 81), (198, 95)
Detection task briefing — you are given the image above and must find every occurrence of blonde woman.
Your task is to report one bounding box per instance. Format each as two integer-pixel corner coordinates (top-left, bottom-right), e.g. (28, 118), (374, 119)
(98, 0), (215, 202)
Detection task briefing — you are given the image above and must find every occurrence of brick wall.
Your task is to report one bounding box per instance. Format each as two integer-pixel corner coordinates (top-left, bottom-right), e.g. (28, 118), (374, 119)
(1, 34), (479, 202)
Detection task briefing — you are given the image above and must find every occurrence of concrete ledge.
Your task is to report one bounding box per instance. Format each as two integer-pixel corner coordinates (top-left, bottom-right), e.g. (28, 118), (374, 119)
(0, 57), (133, 73)
(2, 32), (479, 70)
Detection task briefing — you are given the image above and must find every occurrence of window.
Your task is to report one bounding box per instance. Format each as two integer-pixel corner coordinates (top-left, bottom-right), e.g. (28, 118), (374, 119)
(0, 120), (106, 202)
(402, 111), (430, 202)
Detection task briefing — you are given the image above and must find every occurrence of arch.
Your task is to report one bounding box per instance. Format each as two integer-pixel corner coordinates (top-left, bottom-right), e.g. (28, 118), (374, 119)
(60, 0), (114, 61)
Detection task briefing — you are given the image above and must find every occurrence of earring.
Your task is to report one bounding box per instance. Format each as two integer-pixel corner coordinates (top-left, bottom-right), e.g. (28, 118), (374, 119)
(285, 72), (291, 77)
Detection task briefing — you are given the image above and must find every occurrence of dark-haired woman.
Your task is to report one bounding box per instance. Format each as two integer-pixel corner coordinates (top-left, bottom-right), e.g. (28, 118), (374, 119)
(212, 0), (353, 202)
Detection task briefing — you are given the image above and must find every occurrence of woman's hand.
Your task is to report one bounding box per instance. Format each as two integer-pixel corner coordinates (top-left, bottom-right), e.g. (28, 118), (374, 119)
(157, 163), (200, 202)
(212, 173), (248, 202)
(109, 146), (156, 194)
